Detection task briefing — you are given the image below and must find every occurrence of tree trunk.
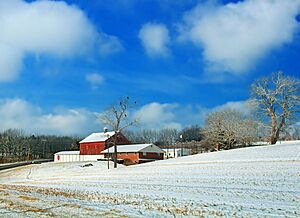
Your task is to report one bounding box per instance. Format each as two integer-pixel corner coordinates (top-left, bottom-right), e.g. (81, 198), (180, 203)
(270, 127), (281, 144)
(270, 134), (277, 144)
(114, 144), (117, 168)
(113, 133), (118, 168)
(270, 110), (277, 144)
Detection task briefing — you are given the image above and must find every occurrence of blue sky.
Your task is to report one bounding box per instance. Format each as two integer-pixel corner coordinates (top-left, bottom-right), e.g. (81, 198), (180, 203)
(0, 0), (299, 136)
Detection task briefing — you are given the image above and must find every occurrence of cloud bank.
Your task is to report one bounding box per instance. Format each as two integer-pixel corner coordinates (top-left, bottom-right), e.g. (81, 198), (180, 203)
(179, 0), (300, 74)
(0, 0), (122, 82)
(212, 100), (253, 115)
(0, 98), (252, 135)
(134, 102), (182, 129)
(0, 98), (99, 136)
(134, 100), (252, 130)
(138, 23), (170, 57)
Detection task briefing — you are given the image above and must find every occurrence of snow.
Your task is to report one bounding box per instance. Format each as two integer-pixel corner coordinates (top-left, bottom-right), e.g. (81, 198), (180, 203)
(0, 141), (299, 217)
(79, 131), (115, 143)
(101, 143), (164, 153)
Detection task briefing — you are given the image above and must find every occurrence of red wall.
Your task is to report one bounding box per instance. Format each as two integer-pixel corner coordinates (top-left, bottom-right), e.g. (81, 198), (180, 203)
(139, 152), (163, 160)
(79, 132), (131, 155)
(117, 153), (139, 163)
(80, 141), (105, 155)
(104, 152), (163, 163)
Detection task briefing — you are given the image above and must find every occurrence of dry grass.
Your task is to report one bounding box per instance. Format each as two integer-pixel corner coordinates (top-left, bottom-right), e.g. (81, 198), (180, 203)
(18, 195), (39, 202)
(0, 184), (209, 217)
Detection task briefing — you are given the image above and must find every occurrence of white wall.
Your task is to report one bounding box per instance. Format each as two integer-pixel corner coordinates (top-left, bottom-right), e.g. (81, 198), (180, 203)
(163, 148), (191, 159)
(54, 154), (80, 162)
(54, 154), (104, 162)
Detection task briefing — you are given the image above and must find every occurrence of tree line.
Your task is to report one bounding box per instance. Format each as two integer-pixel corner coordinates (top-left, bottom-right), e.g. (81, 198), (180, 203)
(0, 129), (80, 163)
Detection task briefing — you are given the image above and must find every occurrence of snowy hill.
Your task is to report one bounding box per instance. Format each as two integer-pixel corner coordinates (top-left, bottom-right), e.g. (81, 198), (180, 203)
(0, 141), (299, 217)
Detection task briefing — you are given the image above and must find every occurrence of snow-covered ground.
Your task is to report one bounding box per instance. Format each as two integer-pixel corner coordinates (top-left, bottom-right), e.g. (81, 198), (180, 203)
(0, 141), (299, 217)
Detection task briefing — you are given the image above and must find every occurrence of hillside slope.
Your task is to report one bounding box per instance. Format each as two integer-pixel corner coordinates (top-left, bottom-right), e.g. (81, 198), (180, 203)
(0, 141), (299, 217)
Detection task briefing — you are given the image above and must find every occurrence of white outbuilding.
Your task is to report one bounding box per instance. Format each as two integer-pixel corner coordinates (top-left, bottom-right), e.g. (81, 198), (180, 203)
(163, 148), (191, 159)
(54, 151), (80, 162)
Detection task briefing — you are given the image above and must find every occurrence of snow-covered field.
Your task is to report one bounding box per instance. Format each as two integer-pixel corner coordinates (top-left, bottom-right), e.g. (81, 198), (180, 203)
(0, 141), (299, 217)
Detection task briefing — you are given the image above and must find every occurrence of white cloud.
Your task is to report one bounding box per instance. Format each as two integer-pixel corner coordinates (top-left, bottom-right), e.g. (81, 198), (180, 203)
(85, 73), (104, 89)
(133, 100), (255, 130)
(0, 98), (100, 136)
(134, 102), (182, 129)
(179, 0), (300, 74)
(98, 34), (123, 56)
(0, 99), (255, 135)
(138, 23), (170, 57)
(0, 45), (23, 81)
(212, 100), (253, 115)
(0, 0), (122, 82)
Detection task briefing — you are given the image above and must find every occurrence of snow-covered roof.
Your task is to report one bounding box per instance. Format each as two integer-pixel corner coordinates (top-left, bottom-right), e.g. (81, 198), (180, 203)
(101, 144), (165, 153)
(80, 131), (115, 143)
(55, 151), (80, 155)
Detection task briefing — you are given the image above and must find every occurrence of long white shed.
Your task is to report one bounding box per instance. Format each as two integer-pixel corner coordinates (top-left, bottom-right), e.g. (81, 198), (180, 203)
(54, 151), (104, 162)
(54, 151), (80, 162)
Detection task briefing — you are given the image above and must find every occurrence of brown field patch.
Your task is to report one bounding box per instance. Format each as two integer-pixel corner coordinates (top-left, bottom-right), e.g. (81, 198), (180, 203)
(18, 195), (39, 201)
(64, 203), (81, 209)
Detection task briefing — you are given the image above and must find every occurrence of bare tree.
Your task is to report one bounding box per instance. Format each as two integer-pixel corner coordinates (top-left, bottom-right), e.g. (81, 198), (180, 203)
(157, 128), (178, 158)
(179, 125), (202, 142)
(98, 97), (137, 168)
(140, 129), (159, 143)
(280, 124), (300, 140)
(125, 129), (159, 144)
(0, 129), (26, 162)
(251, 72), (300, 144)
(202, 109), (258, 150)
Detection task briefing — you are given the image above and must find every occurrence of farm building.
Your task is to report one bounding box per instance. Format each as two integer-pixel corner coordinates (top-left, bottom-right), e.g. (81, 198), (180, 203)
(54, 151), (80, 162)
(54, 131), (131, 163)
(54, 151), (114, 163)
(101, 144), (165, 164)
(163, 148), (191, 159)
(79, 131), (130, 158)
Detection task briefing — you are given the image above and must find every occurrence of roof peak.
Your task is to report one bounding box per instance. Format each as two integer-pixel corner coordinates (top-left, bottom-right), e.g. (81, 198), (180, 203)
(79, 131), (116, 143)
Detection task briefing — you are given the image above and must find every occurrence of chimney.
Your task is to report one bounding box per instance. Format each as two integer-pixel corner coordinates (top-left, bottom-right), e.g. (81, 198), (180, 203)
(103, 127), (108, 133)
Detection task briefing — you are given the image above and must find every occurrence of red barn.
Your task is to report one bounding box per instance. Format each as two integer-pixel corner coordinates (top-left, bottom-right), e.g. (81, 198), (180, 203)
(79, 131), (130, 155)
(101, 144), (165, 164)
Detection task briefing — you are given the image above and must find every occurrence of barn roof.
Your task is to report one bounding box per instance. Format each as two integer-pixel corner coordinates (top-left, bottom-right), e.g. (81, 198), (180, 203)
(55, 151), (80, 155)
(79, 131), (115, 143)
(101, 144), (165, 153)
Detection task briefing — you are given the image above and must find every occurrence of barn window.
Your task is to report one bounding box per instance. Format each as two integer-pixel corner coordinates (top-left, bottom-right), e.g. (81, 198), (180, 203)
(143, 152), (146, 156)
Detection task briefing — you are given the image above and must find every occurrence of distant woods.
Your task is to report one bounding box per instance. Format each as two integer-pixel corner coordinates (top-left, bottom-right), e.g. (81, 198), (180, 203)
(125, 126), (206, 154)
(0, 129), (80, 164)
